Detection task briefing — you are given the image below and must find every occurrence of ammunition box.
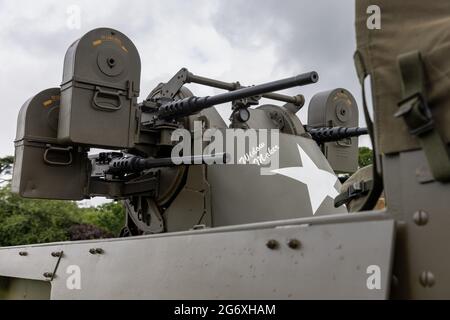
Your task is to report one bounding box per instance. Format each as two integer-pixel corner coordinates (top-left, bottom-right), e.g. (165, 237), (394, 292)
(12, 88), (89, 200)
(308, 89), (359, 173)
(58, 28), (141, 149)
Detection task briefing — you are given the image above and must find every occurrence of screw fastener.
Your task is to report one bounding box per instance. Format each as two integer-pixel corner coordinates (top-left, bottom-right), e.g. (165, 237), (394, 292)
(18, 251), (28, 256)
(419, 271), (435, 288)
(51, 251), (62, 257)
(266, 239), (279, 250)
(287, 239), (301, 249)
(89, 248), (104, 255)
(43, 272), (53, 278)
(413, 210), (429, 226)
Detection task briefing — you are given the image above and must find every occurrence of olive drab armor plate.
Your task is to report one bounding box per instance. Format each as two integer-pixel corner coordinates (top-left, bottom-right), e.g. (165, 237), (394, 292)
(0, 215), (395, 299)
(307, 89), (359, 173)
(11, 88), (88, 200)
(58, 28), (141, 149)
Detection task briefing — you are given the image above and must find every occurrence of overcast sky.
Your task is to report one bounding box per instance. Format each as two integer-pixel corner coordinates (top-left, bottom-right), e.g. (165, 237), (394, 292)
(0, 0), (369, 158)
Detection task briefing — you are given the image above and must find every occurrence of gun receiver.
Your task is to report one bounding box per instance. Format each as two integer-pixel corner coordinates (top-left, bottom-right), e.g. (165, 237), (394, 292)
(306, 126), (368, 143)
(157, 71), (318, 119)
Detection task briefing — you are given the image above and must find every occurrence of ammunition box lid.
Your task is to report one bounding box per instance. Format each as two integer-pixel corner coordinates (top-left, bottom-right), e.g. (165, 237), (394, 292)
(61, 28), (141, 94)
(16, 88), (61, 143)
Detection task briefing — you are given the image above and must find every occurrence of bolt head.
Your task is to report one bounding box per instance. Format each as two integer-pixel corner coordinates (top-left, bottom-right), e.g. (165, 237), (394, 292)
(419, 271), (435, 288)
(266, 239), (279, 250)
(413, 210), (429, 226)
(288, 239), (301, 249)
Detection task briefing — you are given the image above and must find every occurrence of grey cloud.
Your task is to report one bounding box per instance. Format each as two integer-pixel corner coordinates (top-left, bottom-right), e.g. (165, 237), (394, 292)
(212, 1), (356, 74)
(211, 0), (364, 127)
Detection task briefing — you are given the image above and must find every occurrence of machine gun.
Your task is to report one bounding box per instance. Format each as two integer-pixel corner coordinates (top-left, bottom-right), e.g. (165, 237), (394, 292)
(154, 72), (318, 120)
(305, 126), (368, 143)
(91, 152), (229, 176)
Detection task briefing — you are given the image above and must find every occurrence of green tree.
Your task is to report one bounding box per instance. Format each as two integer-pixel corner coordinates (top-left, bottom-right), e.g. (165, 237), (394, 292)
(77, 202), (125, 236)
(0, 186), (79, 246)
(0, 185), (125, 247)
(0, 156), (13, 172)
(358, 147), (373, 168)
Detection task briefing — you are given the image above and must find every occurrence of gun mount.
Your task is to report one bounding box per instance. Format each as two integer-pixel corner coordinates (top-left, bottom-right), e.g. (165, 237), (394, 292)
(11, 27), (366, 239)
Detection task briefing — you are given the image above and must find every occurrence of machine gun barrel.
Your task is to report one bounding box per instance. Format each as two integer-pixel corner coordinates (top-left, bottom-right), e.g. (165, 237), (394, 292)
(186, 72), (305, 106)
(307, 126), (368, 143)
(108, 153), (229, 174)
(157, 71), (318, 119)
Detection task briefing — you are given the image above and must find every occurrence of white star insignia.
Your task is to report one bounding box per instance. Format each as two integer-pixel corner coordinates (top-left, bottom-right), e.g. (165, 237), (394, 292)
(271, 144), (340, 215)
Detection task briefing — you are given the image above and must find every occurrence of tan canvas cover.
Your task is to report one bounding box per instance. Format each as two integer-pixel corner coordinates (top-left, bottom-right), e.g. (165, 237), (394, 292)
(355, 0), (450, 154)
(337, 165), (385, 212)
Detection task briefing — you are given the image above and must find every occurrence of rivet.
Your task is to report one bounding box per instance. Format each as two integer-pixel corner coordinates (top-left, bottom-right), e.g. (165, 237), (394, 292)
(287, 239), (301, 250)
(43, 272), (53, 278)
(18, 251), (28, 256)
(51, 251), (62, 257)
(266, 239), (279, 250)
(89, 248), (104, 255)
(413, 210), (429, 226)
(419, 271), (435, 288)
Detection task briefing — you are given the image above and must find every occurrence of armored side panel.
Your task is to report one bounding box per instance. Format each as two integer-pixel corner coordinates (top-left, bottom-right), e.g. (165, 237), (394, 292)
(58, 28), (141, 149)
(11, 88), (88, 200)
(0, 213), (395, 299)
(308, 89), (359, 173)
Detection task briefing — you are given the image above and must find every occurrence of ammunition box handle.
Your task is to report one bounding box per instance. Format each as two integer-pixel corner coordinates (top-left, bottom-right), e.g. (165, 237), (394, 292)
(92, 86), (123, 112)
(43, 145), (73, 166)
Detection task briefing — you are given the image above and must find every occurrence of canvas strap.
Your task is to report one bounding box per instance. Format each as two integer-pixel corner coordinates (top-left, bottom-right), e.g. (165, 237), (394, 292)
(334, 180), (373, 208)
(396, 51), (450, 182)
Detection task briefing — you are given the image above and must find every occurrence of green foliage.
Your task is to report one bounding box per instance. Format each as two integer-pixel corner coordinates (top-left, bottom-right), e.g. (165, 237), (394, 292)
(0, 156), (13, 172)
(77, 202), (125, 236)
(0, 185), (124, 247)
(358, 147), (373, 168)
(0, 187), (78, 246)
